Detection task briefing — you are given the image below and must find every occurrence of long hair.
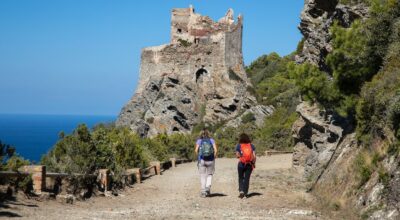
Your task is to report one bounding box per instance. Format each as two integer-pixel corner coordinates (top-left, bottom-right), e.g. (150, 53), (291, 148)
(239, 133), (251, 144)
(200, 129), (210, 139)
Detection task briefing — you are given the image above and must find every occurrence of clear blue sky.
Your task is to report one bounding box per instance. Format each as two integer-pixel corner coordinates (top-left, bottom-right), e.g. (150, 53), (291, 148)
(0, 0), (304, 116)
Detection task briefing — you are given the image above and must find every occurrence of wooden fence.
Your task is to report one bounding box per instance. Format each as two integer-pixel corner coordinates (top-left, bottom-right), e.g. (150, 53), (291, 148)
(0, 158), (190, 194)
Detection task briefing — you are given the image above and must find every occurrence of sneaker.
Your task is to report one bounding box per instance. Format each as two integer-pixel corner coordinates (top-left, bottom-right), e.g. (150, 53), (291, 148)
(238, 191), (245, 198)
(200, 192), (207, 198)
(205, 188), (211, 196)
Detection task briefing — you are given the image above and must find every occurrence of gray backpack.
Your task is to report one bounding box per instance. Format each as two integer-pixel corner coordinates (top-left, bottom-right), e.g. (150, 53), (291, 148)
(200, 138), (214, 160)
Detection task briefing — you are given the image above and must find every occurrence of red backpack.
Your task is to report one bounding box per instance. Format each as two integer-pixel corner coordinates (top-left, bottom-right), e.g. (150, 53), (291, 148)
(240, 143), (254, 164)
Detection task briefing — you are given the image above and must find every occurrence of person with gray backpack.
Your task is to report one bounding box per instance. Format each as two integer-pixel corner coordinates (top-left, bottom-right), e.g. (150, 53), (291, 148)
(195, 129), (218, 198)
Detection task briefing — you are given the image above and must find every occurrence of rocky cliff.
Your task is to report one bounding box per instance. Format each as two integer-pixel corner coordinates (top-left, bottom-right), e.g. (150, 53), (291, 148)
(292, 102), (351, 181)
(293, 102), (400, 219)
(296, 0), (368, 71)
(292, 1), (400, 218)
(116, 7), (261, 137)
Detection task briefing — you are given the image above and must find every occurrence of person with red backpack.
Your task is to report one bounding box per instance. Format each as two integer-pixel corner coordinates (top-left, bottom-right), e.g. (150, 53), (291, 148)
(195, 129), (218, 198)
(235, 133), (256, 198)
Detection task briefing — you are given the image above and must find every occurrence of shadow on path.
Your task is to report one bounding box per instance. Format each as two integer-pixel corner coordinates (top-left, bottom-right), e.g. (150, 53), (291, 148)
(246, 192), (262, 198)
(0, 192), (35, 218)
(0, 211), (22, 218)
(207, 193), (227, 197)
(6, 201), (38, 208)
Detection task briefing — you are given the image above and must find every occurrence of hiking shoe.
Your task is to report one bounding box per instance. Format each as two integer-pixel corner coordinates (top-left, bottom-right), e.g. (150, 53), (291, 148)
(205, 189), (211, 196)
(239, 191), (245, 198)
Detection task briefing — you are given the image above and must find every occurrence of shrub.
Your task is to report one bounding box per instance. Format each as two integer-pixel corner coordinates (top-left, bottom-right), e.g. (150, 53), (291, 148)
(288, 62), (342, 110)
(0, 141), (29, 171)
(41, 124), (148, 178)
(253, 107), (298, 152)
(356, 56), (400, 143)
(241, 112), (255, 124)
(354, 152), (372, 187)
(327, 21), (377, 95)
(246, 52), (299, 109)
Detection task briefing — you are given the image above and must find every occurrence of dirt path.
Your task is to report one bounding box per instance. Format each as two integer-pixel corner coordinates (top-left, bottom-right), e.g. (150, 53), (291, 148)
(2, 155), (325, 219)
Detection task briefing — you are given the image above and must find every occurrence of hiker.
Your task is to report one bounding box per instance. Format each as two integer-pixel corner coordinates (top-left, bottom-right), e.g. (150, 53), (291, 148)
(195, 129), (218, 198)
(236, 133), (256, 198)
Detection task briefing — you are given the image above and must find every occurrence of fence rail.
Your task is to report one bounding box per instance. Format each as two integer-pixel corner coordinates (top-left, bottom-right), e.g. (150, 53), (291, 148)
(0, 157), (191, 194)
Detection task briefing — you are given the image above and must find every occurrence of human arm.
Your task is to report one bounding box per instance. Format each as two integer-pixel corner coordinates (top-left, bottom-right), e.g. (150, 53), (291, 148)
(195, 144), (199, 155)
(235, 144), (241, 158)
(213, 143), (218, 158)
(252, 144), (256, 163)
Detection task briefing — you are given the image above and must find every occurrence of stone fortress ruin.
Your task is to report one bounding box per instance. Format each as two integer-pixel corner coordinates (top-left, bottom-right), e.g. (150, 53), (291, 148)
(116, 6), (262, 137)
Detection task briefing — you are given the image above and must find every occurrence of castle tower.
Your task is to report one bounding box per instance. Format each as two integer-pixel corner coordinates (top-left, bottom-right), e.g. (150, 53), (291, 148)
(116, 6), (254, 137)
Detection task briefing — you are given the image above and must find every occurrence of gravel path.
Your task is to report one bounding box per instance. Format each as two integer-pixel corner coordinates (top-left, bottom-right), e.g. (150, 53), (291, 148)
(1, 155), (324, 219)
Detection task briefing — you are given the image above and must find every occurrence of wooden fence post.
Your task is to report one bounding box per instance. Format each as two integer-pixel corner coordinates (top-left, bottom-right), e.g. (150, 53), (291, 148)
(98, 169), (110, 191)
(19, 165), (46, 194)
(125, 168), (141, 184)
(170, 158), (176, 168)
(150, 161), (161, 175)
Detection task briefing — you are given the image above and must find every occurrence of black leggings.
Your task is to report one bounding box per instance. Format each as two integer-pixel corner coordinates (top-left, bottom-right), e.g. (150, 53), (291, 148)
(238, 163), (253, 194)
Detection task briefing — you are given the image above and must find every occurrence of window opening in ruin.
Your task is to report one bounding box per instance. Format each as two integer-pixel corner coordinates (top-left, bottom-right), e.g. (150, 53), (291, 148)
(194, 38), (200, 44)
(195, 68), (208, 83)
(177, 28), (182, 34)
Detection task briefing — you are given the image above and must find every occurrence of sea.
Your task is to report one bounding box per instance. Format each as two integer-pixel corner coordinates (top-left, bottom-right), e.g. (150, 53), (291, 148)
(0, 114), (116, 163)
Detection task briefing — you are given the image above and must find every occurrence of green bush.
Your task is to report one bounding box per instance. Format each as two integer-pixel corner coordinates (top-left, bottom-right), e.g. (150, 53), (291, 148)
(246, 52), (300, 111)
(41, 124), (149, 178)
(354, 152), (372, 187)
(241, 112), (255, 124)
(4, 155), (30, 171)
(327, 20), (375, 95)
(0, 140), (29, 171)
(253, 107), (298, 152)
(154, 133), (196, 160)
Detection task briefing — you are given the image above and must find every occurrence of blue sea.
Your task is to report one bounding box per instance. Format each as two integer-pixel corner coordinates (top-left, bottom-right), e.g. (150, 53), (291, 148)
(0, 114), (115, 163)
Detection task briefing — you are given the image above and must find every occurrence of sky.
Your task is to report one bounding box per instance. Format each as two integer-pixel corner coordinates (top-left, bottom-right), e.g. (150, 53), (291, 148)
(0, 0), (304, 116)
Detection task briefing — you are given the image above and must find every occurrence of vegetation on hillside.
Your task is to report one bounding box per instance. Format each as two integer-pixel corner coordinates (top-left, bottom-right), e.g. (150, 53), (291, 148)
(40, 124), (196, 179)
(0, 141), (32, 194)
(0, 141), (29, 172)
(291, 0), (400, 193)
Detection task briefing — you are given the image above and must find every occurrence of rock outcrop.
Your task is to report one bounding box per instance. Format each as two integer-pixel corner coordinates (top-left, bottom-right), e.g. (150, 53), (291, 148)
(292, 1), (400, 218)
(291, 101), (396, 218)
(225, 105), (274, 128)
(117, 6), (257, 137)
(292, 102), (348, 181)
(296, 0), (368, 70)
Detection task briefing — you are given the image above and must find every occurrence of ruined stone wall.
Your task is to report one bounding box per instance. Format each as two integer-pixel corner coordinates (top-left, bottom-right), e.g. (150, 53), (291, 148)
(117, 7), (256, 137)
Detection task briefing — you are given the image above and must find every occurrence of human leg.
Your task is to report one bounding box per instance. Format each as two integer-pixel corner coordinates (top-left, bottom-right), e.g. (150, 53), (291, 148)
(243, 164), (253, 195)
(237, 163), (245, 197)
(198, 160), (207, 196)
(205, 160), (215, 195)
